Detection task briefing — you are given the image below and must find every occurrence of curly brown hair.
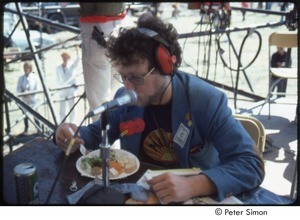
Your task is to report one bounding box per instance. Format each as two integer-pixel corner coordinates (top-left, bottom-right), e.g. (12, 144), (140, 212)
(106, 13), (182, 73)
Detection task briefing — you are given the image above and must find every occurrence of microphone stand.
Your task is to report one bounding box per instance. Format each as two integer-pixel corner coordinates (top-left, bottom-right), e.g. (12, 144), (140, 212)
(78, 112), (126, 204)
(75, 112), (125, 204)
(100, 112), (110, 187)
(66, 112), (125, 204)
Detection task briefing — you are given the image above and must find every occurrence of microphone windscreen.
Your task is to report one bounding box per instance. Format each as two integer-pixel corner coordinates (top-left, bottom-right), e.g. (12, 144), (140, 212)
(125, 90), (138, 105)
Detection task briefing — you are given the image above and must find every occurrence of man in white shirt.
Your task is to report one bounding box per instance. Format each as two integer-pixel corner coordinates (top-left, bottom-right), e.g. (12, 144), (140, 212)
(56, 49), (80, 123)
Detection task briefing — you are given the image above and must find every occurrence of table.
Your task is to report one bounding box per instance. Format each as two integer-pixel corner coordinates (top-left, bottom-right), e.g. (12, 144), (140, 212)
(2, 138), (158, 205)
(3, 138), (295, 205)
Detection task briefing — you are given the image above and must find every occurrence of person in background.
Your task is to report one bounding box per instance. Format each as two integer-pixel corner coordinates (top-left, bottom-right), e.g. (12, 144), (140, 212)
(79, 2), (126, 122)
(172, 2), (180, 18)
(241, 2), (249, 21)
(56, 49), (80, 123)
(265, 2), (273, 10)
(17, 61), (40, 135)
(257, 2), (263, 10)
(55, 13), (265, 204)
(270, 46), (291, 97)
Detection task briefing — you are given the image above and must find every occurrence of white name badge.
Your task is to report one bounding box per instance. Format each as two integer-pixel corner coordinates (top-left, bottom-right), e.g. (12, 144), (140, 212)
(174, 123), (190, 148)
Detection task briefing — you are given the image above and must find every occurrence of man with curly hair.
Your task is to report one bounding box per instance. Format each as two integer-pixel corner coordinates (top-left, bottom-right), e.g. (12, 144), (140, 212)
(55, 14), (267, 204)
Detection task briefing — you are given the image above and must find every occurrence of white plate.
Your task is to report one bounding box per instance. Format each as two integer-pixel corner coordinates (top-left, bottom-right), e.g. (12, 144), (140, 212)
(76, 149), (140, 180)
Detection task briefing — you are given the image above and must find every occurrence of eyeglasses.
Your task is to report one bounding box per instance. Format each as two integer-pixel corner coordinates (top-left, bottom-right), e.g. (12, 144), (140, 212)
(113, 67), (155, 86)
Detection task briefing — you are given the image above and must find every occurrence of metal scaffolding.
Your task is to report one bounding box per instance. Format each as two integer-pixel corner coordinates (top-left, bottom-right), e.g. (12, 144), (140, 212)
(2, 2), (84, 151)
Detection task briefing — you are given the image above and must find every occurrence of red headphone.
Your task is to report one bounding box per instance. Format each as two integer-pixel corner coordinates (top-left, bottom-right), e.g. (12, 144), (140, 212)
(138, 28), (177, 75)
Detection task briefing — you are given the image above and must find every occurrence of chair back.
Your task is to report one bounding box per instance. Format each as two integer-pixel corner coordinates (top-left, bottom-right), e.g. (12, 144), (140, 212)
(269, 31), (298, 48)
(234, 114), (266, 154)
(269, 31), (297, 71)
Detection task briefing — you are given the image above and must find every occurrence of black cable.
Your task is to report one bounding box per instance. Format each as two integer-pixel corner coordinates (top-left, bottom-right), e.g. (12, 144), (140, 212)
(60, 92), (86, 124)
(200, 17), (211, 78)
(214, 28), (263, 110)
(217, 29), (262, 72)
(197, 13), (205, 77)
(233, 29), (262, 109)
(158, 76), (172, 105)
(237, 30), (262, 71)
(212, 33), (220, 83)
(204, 13), (215, 79)
(45, 115), (88, 204)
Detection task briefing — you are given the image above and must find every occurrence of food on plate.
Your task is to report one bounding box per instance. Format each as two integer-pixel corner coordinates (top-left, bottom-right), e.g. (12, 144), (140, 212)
(109, 161), (123, 174)
(124, 158), (137, 173)
(118, 154), (137, 173)
(88, 161), (122, 178)
(79, 149), (138, 178)
(81, 156), (101, 170)
(91, 166), (101, 176)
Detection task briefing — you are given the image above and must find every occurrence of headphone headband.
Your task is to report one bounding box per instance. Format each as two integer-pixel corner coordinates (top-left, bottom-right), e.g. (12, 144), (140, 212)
(138, 27), (170, 48)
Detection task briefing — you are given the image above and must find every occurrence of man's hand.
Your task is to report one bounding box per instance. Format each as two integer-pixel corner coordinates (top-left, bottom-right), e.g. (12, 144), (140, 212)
(147, 172), (217, 204)
(55, 123), (84, 154)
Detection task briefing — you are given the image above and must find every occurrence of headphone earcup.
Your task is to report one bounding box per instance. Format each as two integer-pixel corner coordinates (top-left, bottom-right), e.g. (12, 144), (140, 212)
(155, 44), (176, 75)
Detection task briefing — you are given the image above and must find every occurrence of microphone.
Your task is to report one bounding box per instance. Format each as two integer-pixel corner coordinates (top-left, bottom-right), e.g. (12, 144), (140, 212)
(86, 90), (138, 118)
(119, 118), (145, 137)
